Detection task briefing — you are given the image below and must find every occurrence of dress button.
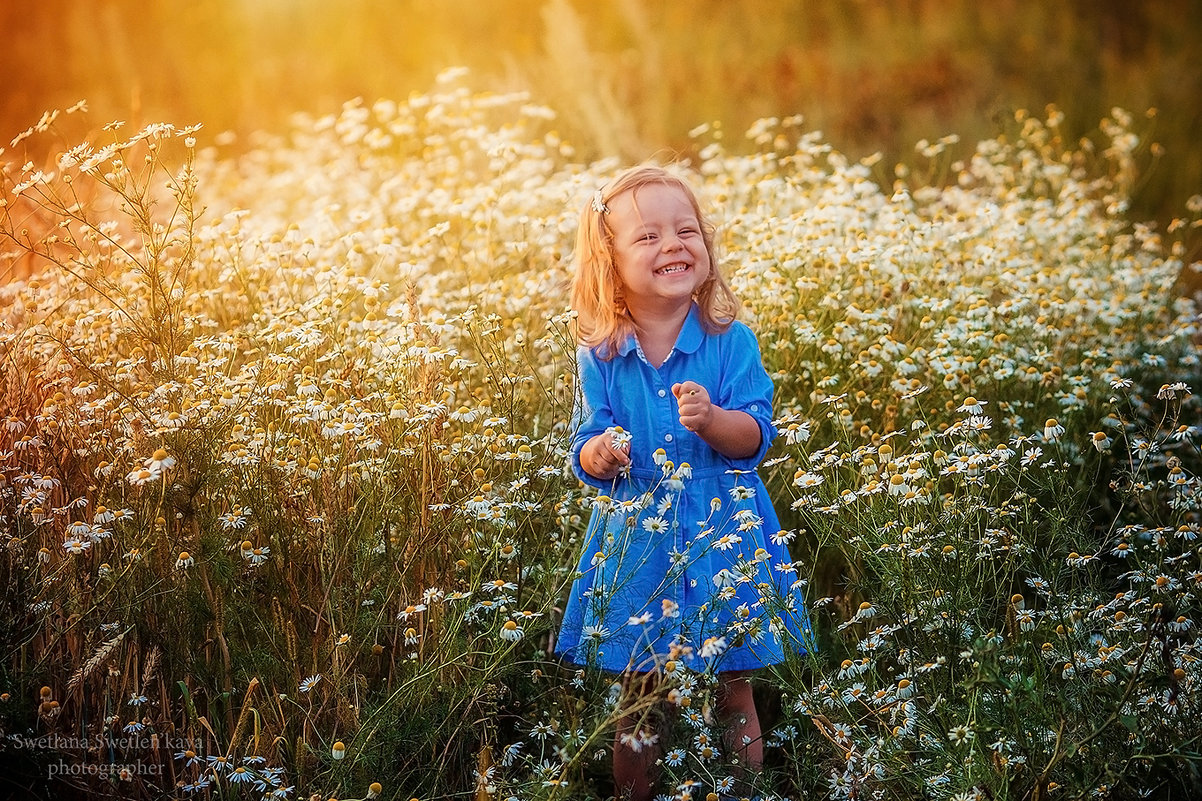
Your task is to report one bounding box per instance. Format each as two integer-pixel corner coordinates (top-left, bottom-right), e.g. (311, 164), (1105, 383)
(664, 434), (673, 442)
(658, 389), (667, 397)
(750, 404), (759, 412)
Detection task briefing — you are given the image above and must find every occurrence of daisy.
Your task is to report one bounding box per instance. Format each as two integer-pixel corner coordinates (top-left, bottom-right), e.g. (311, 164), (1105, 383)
(175, 747), (203, 767)
(499, 742), (524, 767)
(1042, 419), (1065, 442)
(712, 569), (736, 588)
(714, 533), (741, 550)
(734, 510), (762, 531)
(792, 470), (824, 489)
(219, 510), (249, 530)
(63, 537), (91, 554)
(206, 754), (231, 775)
(606, 426), (632, 448)
(396, 603), (427, 621)
(957, 396), (986, 415)
(642, 516), (669, 534)
(583, 625), (610, 641)
(1157, 381), (1190, 400)
(228, 766), (254, 784)
(948, 724), (973, 745)
(770, 529), (795, 545)
(64, 520), (94, 540)
(1171, 425), (1197, 442)
(529, 721), (555, 740)
(145, 448), (177, 472)
(14, 434), (42, 451)
(729, 485), (756, 501)
(126, 467), (160, 486)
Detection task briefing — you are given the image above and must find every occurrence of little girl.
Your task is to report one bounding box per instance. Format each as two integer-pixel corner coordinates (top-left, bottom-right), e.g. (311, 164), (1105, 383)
(555, 165), (811, 800)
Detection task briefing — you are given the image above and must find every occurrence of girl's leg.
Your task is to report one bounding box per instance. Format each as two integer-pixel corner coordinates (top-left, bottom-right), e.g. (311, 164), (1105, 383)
(717, 670), (763, 785)
(613, 671), (662, 801)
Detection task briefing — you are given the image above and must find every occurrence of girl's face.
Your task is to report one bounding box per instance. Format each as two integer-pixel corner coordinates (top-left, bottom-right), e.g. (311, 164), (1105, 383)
(608, 183), (710, 317)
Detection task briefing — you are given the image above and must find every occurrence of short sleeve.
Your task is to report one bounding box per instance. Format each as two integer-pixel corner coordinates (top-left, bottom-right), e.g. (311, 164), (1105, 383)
(716, 323), (777, 470)
(570, 346), (616, 489)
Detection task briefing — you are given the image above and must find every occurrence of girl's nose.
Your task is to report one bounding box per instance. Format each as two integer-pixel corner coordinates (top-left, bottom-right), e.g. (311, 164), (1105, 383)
(662, 235), (683, 252)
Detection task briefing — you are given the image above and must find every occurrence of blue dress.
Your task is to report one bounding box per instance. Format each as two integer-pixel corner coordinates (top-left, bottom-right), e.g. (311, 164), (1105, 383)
(555, 304), (812, 673)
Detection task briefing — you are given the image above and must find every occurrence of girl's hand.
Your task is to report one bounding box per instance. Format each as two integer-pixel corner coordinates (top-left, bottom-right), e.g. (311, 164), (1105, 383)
(581, 432), (631, 480)
(672, 381), (713, 433)
(672, 381), (763, 459)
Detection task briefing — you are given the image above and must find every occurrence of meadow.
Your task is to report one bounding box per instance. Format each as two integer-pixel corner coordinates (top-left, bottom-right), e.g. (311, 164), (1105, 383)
(2, 67), (1202, 801)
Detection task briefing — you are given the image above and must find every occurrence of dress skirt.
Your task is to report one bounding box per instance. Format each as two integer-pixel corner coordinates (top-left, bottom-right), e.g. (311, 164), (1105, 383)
(555, 463), (812, 673)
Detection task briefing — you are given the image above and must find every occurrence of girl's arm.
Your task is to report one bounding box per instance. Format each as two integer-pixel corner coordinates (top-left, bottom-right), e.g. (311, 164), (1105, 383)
(672, 381), (761, 460)
(571, 346), (631, 486)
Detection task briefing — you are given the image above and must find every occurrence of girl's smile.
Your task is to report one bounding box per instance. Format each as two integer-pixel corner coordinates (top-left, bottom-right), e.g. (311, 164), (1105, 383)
(655, 262), (691, 275)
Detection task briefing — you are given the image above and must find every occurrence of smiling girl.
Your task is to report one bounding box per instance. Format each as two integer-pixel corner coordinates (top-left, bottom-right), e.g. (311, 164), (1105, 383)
(555, 165), (812, 800)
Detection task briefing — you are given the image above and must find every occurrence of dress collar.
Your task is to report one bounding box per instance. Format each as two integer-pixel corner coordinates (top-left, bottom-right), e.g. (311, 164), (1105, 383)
(616, 303), (705, 358)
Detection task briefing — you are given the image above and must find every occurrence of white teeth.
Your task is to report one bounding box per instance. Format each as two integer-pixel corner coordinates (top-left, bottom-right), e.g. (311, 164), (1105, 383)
(657, 264), (688, 275)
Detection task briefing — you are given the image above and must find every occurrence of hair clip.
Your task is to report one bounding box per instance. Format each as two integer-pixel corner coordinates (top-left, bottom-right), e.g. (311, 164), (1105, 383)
(591, 189), (609, 215)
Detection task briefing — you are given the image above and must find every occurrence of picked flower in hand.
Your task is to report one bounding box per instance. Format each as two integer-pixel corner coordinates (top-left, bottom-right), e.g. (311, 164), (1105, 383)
(606, 425), (633, 449)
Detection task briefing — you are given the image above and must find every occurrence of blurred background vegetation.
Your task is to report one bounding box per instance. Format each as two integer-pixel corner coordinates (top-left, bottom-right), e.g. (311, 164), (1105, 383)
(3, 0), (1201, 226)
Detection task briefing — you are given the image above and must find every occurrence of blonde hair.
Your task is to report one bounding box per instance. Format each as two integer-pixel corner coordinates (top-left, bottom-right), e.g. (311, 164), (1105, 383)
(570, 165), (740, 357)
